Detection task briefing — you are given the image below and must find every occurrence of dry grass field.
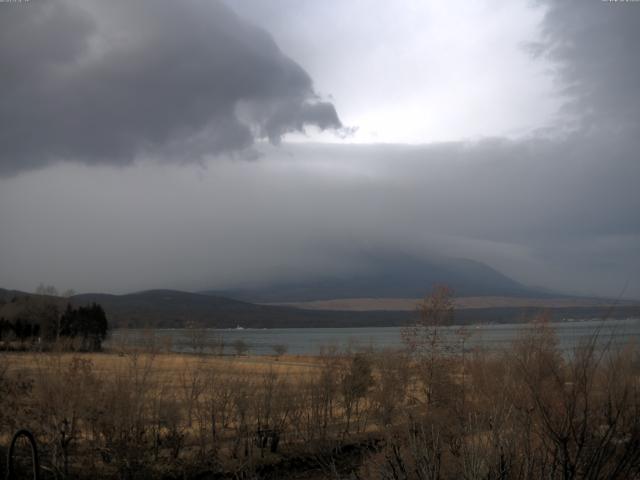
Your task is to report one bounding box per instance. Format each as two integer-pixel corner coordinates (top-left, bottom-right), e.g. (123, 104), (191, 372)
(2, 351), (322, 381)
(0, 346), (396, 478)
(269, 296), (635, 311)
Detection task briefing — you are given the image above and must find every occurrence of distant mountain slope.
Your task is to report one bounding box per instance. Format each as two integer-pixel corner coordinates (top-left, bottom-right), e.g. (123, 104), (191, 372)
(70, 289), (411, 328)
(0, 288), (70, 324)
(3, 287), (637, 329)
(0, 288), (30, 302)
(204, 252), (540, 302)
(70, 289), (640, 328)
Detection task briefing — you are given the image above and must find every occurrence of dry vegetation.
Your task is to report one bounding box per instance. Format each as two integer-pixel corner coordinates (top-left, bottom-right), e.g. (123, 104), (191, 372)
(1, 289), (640, 479)
(269, 296), (633, 312)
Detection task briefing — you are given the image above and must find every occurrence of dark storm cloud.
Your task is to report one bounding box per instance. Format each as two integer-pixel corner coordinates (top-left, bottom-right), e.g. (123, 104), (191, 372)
(523, 1), (640, 276)
(1, 0), (639, 299)
(0, 0), (342, 175)
(533, 0), (640, 129)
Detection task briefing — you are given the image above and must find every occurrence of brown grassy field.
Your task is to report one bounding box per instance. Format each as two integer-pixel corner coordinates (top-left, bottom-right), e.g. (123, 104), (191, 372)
(1, 347), (393, 479)
(2, 351), (322, 380)
(269, 296), (635, 311)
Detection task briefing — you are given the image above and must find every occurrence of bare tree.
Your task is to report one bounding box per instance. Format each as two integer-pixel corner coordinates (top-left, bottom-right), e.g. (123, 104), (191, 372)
(232, 338), (249, 356)
(35, 284), (58, 297)
(272, 344), (288, 358)
(185, 322), (207, 354)
(402, 285), (455, 406)
(340, 353), (374, 435)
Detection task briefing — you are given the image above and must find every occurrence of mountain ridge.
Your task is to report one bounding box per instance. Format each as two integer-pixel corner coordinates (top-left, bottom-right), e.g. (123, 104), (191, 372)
(202, 252), (545, 302)
(3, 287), (639, 329)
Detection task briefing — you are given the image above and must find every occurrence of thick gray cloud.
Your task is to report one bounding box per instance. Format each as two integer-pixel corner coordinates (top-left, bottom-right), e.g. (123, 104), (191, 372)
(0, 0), (342, 175)
(533, 0), (640, 130)
(1, 136), (638, 298)
(0, 0), (638, 299)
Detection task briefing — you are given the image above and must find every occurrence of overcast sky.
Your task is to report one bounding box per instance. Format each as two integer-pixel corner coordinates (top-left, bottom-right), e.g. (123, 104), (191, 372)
(1, 0), (639, 298)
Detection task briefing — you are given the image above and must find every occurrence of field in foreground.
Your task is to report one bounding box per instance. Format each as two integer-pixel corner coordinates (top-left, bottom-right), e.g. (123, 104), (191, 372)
(2, 321), (640, 479)
(1, 351), (322, 380)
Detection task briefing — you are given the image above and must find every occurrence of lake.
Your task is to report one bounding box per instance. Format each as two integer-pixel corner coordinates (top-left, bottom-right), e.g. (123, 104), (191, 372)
(107, 317), (640, 356)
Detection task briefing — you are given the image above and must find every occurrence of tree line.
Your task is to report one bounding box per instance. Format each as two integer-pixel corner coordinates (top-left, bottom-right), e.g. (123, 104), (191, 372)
(0, 302), (109, 351)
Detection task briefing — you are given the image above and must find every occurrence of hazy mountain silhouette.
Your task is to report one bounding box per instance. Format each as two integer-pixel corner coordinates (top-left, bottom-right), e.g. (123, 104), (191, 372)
(69, 289), (410, 328)
(204, 252), (540, 302)
(3, 287), (638, 329)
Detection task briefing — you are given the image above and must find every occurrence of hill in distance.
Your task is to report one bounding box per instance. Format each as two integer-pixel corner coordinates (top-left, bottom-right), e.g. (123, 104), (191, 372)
(69, 289), (411, 329)
(0, 287), (69, 321)
(3, 287), (639, 329)
(64, 289), (640, 328)
(204, 251), (544, 303)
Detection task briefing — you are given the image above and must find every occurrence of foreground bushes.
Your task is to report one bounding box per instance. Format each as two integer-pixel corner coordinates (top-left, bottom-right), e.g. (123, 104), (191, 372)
(371, 320), (640, 480)
(1, 320), (639, 479)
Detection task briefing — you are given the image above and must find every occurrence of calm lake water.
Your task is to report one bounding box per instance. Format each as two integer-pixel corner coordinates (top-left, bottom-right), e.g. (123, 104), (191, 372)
(107, 318), (640, 356)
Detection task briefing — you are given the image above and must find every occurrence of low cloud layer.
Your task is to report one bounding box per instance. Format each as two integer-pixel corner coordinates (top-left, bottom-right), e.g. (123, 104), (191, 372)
(0, 0), (342, 175)
(0, 0), (638, 299)
(1, 133), (638, 298)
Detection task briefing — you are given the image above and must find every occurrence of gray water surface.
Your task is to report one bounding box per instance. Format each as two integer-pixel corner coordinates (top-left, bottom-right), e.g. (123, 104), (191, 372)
(107, 318), (640, 356)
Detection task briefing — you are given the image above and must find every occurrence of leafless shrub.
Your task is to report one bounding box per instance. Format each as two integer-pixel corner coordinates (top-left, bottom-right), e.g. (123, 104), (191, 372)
(232, 339), (250, 356)
(339, 352), (374, 436)
(92, 351), (157, 479)
(504, 317), (640, 479)
(402, 286), (456, 407)
(32, 354), (99, 476)
(371, 350), (411, 428)
(229, 374), (254, 459)
(208, 332), (225, 356)
(272, 344), (288, 358)
(379, 421), (443, 480)
(252, 369), (292, 456)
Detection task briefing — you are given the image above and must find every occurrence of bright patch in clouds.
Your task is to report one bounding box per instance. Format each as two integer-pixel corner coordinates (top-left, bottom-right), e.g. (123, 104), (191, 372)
(233, 0), (560, 144)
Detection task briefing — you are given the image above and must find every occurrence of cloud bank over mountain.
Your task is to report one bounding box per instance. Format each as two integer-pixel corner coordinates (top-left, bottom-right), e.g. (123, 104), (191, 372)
(0, 0), (638, 299)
